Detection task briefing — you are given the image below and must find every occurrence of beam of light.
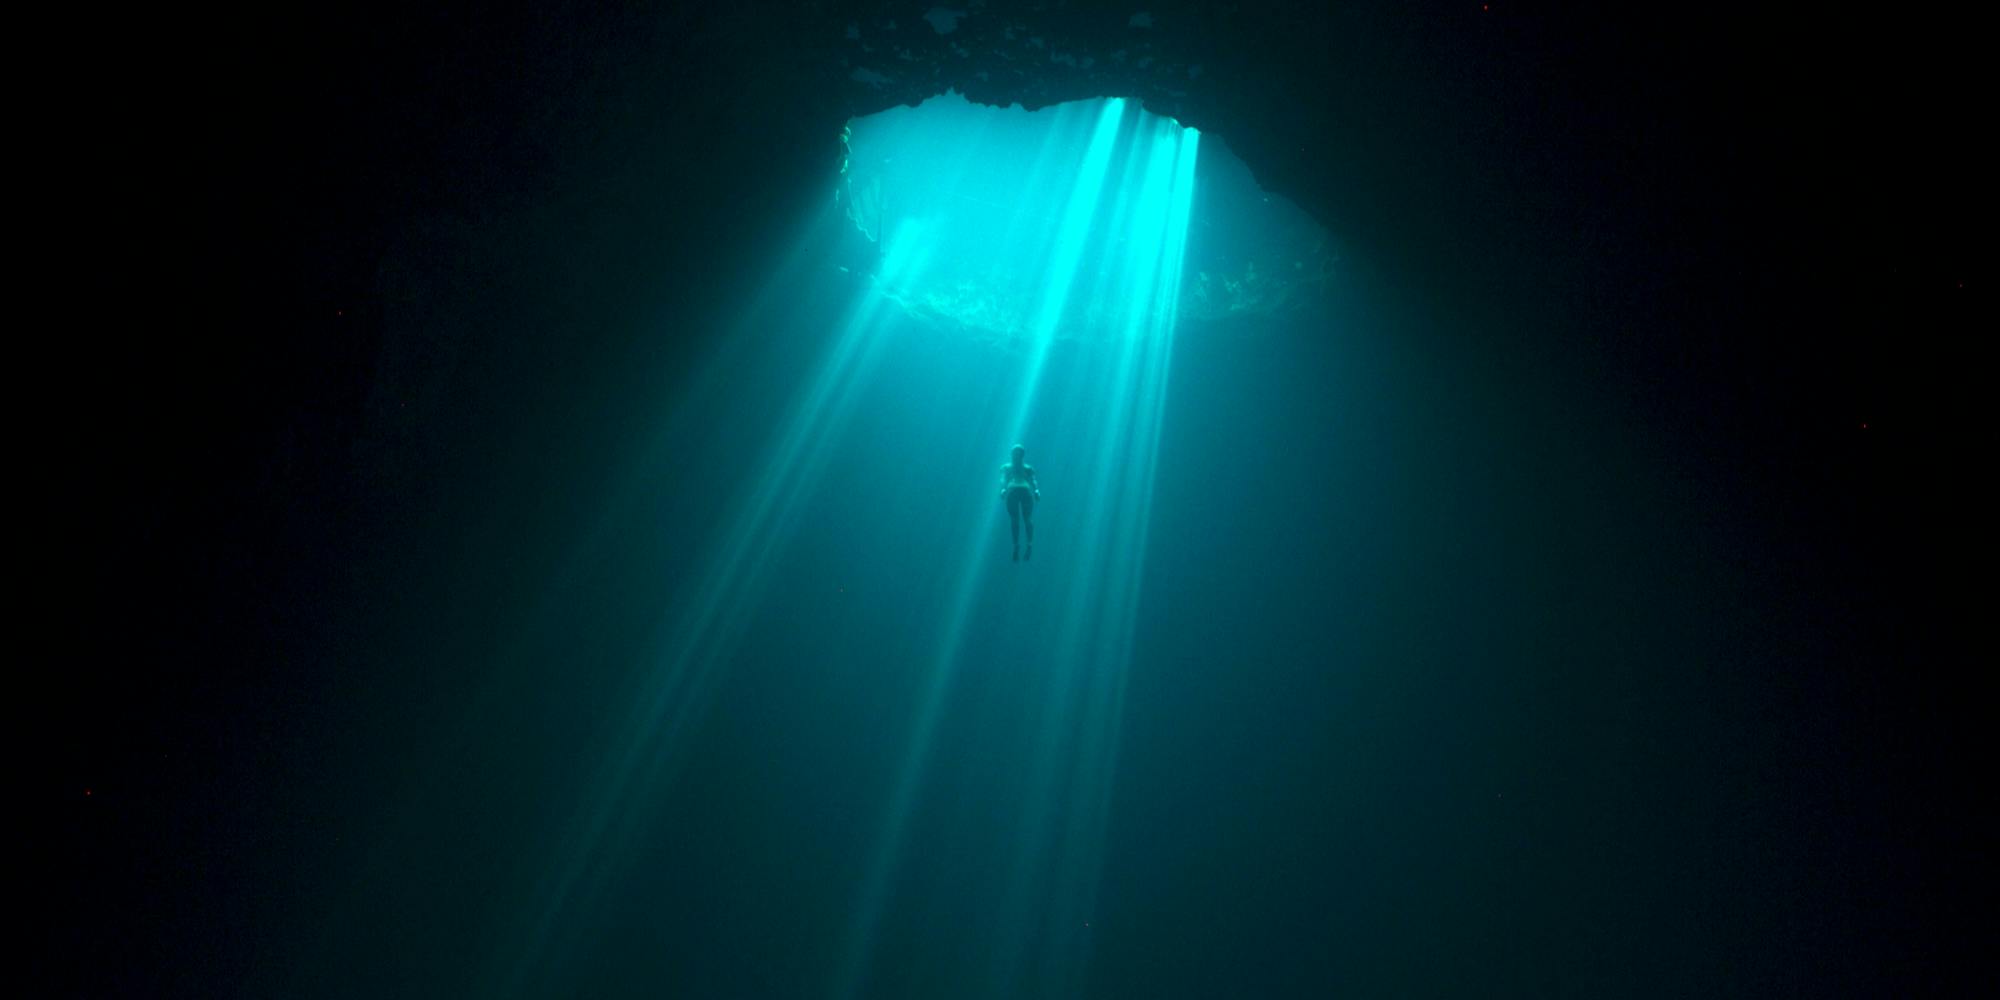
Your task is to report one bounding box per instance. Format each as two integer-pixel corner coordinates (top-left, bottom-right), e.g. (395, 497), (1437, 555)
(408, 204), (864, 774)
(831, 99), (1200, 1000)
(986, 117), (1198, 1000)
(495, 213), (942, 995)
(1036, 125), (1199, 997)
(1001, 97), (1128, 437)
(825, 96), (1131, 1000)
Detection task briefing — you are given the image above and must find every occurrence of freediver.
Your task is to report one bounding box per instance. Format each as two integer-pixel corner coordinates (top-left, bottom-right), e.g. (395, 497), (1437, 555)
(1000, 444), (1039, 562)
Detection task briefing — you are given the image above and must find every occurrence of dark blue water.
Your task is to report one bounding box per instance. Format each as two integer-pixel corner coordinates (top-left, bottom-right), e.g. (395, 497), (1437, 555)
(398, 199), (1739, 995)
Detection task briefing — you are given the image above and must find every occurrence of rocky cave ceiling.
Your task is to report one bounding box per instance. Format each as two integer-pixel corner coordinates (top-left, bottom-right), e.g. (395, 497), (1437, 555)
(800, 2), (1361, 331)
(762, 1), (1541, 304)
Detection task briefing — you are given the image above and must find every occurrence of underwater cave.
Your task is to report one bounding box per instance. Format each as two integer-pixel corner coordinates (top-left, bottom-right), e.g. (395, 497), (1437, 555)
(48, 3), (1980, 997)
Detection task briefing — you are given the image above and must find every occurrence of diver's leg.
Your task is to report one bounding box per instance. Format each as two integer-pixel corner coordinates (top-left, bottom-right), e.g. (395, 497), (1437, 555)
(1007, 493), (1021, 560)
(1023, 497), (1034, 560)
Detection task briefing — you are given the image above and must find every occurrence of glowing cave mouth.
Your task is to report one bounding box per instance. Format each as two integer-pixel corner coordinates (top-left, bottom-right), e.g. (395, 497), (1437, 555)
(841, 92), (1332, 342)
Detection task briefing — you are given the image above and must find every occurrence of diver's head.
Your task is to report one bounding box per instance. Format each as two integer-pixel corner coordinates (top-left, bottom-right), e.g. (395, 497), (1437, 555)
(1011, 444), (1026, 462)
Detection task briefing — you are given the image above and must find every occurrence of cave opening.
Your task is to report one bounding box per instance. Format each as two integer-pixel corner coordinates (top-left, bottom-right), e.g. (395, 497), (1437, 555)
(838, 91), (1336, 342)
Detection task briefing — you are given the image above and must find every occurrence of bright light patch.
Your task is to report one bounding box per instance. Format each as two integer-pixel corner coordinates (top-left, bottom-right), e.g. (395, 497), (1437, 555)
(845, 96), (1173, 344)
(845, 92), (1333, 339)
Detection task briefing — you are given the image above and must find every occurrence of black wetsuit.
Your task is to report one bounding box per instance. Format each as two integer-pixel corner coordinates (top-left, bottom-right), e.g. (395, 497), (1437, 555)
(1005, 486), (1035, 524)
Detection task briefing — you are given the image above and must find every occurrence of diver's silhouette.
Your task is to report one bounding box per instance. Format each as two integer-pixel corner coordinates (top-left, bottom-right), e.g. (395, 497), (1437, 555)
(1000, 444), (1039, 561)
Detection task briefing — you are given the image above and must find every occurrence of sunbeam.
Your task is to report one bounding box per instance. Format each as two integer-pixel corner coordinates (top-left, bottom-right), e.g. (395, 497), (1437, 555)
(830, 97), (1200, 999)
(499, 217), (943, 993)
